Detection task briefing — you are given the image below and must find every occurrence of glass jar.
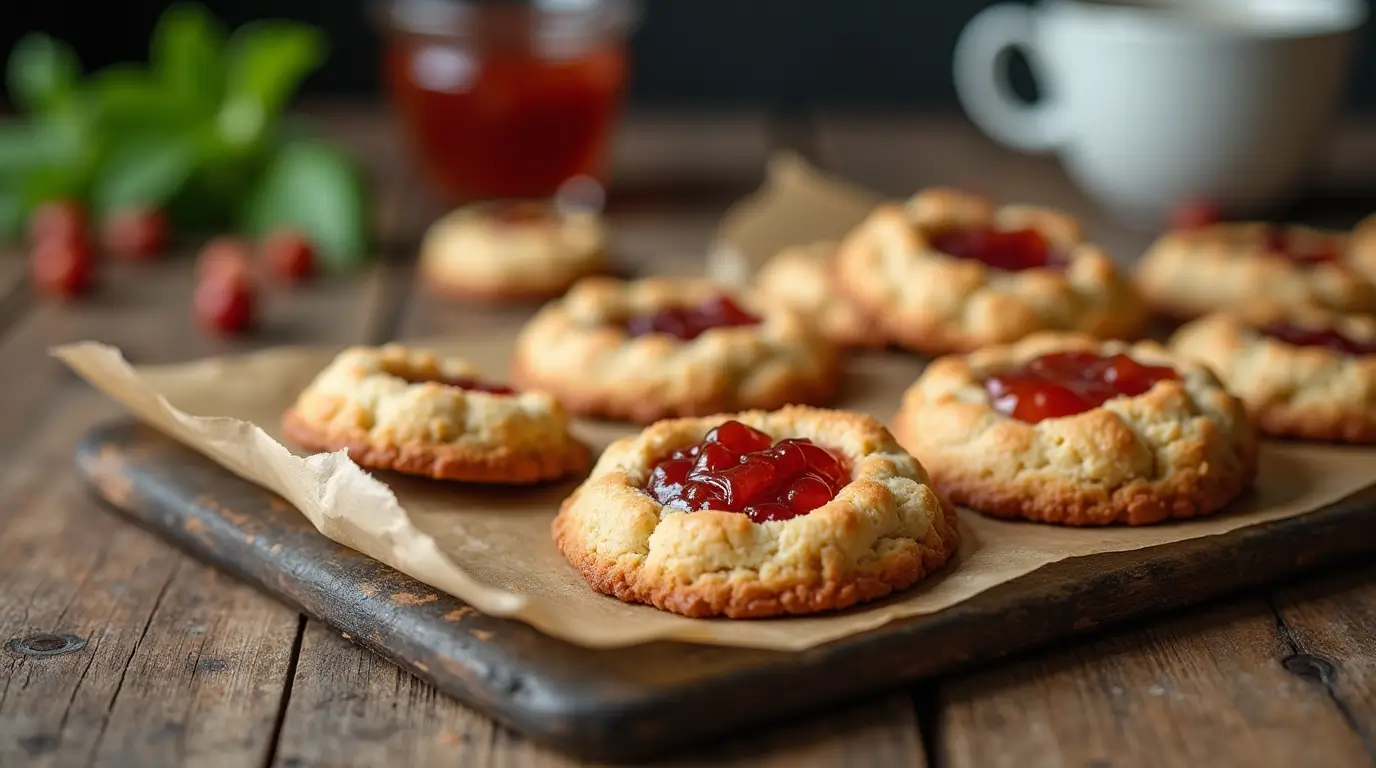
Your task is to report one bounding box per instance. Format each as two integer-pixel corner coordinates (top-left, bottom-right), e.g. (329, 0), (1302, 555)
(377, 0), (639, 202)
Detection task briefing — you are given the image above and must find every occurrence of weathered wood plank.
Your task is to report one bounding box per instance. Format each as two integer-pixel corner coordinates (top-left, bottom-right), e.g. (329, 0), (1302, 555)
(670, 695), (926, 768)
(0, 269), (373, 765)
(276, 622), (926, 768)
(0, 398), (185, 766)
(272, 621), (474, 768)
(0, 124), (405, 765)
(937, 597), (1372, 768)
(1271, 565), (1376, 755)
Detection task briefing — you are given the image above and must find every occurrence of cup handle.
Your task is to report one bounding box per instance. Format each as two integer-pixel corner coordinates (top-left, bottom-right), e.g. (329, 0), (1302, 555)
(953, 3), (1063, 153)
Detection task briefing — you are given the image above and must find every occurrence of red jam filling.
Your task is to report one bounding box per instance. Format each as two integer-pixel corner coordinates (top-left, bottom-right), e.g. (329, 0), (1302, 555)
(398, 371), (516, 395)
(1259, 323), (1376, 356)
(1261, 227), (1340, 265)
(1170, 199), (1223, 231)
(928, 227), (1060, 272)
(623, 295), (761, 341)
(645, 420), (849, 523)
(489, 200), (549, 225)
(984, 351), (1179, 424)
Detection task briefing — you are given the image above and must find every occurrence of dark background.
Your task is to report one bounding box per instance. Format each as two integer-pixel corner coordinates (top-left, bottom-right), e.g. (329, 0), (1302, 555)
(5, 0), (1376, 111)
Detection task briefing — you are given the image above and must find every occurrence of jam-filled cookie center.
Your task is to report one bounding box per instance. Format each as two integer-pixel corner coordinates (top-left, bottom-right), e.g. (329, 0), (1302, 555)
(487, 200), (551, 226)
(1261, 227), (1341, 265)
(393, 368), (517, 395)
(984, 351), (1179, 423)
(928, 226), (1061, 272)
(622, 295), (762, 341)
(1259, 322), (1376, 356)
(645, 420), (849, 523)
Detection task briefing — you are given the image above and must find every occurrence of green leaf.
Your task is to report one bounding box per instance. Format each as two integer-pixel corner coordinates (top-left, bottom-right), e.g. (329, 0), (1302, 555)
(86, 65), (192, 138)
(92, 136), (197, 214)
(0, 123), (51, 174)
(242, 139), (371, 271)
(0, 187), (22, 240)
(151, 3), (227, 117)
(5, 33), (80, 113)
(219, 21), (326, 148)
(20, 163), (86, 208)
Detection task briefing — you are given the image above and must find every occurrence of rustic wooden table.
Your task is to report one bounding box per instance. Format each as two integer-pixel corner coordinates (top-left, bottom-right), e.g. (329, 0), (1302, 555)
(2, 108), (1374, 768)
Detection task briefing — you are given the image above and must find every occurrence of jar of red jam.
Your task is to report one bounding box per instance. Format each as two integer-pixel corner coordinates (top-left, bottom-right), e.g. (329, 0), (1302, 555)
(377, 0), (638, 202)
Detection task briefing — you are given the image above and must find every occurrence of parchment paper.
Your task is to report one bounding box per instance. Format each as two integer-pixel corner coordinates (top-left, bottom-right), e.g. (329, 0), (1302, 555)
(53, 336), (1376, 651)
(51, 154), (1376, 651)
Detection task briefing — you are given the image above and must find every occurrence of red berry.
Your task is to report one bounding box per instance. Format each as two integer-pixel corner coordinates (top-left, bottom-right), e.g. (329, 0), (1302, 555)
(193, 269), (255, 335)
(28, 200), (87, 247)
(31, 238), (93, 299)
(101, 207), (168, 261)
(196, 237), (253, 281)
(1170, 199), (1222, 231)
(262, 229), (316, 283)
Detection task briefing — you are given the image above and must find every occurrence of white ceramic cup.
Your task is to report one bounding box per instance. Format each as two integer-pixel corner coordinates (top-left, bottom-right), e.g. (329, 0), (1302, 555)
(954, 0), (1367, 226)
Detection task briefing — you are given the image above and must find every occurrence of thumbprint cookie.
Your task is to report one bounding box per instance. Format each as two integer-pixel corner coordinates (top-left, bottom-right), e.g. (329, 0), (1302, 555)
(553, 406), (959, 617)
(834, 187), (1144, 355)
(510, 277), (839, 423)
(892, 334), (1257, 526)
(419, 199), (606, 301)
(283, 345), (590, 483)
(1171, 304), (1376, 443)
(1134, 220), (1376, 319)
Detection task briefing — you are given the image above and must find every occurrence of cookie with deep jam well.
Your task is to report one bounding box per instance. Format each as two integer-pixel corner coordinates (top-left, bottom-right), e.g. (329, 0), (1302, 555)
(832, 187), (1145, 355)
(1170, 304), (1376, 443)
(419, 199), (607, 301)
(754, 241), (884, 348)
(891, 333), (1257, 526)
(552, 406), (959, 618)
(1133, 220), (1376, 319)
(282, 345), (590, 483)
(510, 277), (839, 424)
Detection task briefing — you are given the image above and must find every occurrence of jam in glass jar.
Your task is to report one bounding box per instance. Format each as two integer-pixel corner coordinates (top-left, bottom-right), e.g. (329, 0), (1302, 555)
(378, 0), (638, 201)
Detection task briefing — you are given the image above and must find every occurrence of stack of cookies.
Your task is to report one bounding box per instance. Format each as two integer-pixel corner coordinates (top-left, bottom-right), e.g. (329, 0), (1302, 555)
(280, 190), (1376, 620)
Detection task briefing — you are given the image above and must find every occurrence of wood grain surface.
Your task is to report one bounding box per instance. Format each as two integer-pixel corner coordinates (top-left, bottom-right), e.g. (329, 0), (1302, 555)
(72, 418), (1376, 760)
(1, 109), (1374, 766)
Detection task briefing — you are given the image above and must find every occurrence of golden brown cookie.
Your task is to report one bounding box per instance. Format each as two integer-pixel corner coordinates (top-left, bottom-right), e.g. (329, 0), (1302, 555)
(282, 345), (590, 483)
(833, 187), (1145, 355)
(891, 333), (1257, 526)
(1170, 305), (1376, 443)
(553, 406), (959, 618)
(1133, 221), (1376, 319)
(754, 241), (883, 348)
(419, 199), (606, 301)
(510, 277), (839, 424)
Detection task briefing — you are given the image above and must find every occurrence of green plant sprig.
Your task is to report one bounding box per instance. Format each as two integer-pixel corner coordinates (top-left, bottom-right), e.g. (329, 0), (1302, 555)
(1, 3), (372, 271)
